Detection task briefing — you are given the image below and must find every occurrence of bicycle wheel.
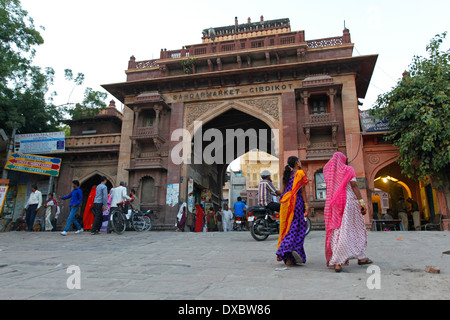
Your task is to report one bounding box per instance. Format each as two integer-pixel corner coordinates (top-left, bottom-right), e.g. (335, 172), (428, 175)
(143, 215), (152, 231)
(131, 213), (146, 232)
(305, 217), (312, 236)
(110, 209), (126, 234)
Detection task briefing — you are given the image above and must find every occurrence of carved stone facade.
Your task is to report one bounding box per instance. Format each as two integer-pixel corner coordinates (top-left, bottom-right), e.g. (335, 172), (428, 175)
(102, 17), (389, 229)
(52, 102), (123, 229)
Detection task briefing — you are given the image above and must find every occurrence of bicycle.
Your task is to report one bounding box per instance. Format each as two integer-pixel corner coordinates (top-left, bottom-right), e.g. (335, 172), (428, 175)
(109, 201), (148, 234)
(142, 210), (153, 231)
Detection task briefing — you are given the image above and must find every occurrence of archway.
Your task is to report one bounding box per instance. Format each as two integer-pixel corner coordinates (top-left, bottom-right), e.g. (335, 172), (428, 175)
(372, 161), (425, 227)
(79, 174), (113, 227)
(185, 107), (279, 218)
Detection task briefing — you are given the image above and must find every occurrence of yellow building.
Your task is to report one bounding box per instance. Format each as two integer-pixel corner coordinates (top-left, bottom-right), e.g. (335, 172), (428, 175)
(240, 149), (280, 207)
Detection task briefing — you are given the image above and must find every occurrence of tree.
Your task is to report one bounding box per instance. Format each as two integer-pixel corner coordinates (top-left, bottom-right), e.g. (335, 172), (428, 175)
(0, 0), (64, 134)
(372, 32), (450, 187)
(0, 1), (108, 136)
(67, 87), (108, 120)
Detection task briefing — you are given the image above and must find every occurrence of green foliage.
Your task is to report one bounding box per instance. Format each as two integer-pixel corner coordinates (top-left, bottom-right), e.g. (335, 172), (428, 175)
(0, 1), (108, 136)
(0, 0), (62, 135)
(372, 32), (450, 187)
(180, 58), (196, 74)
(67, 87), (107, 120)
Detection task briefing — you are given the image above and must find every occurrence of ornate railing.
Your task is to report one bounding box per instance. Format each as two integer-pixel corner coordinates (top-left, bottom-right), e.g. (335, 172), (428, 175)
(65, 134), (121, 147)
(135, 126), (158, 136)
(135, 60), (159, 69)
(309, 113), (331, 123)
(307, 36), (343, 48)
(129, 33), (348, 69)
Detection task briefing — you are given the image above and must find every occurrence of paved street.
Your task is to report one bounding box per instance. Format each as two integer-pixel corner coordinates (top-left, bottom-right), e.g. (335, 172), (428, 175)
(0, 230), (449, 300)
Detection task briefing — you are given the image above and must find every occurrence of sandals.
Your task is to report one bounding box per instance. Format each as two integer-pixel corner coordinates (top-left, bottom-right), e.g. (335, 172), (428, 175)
(285, 259), (295, 266)
(291, 251), (304, 264)
(334, 258), (373, 272)
(358, 258), (373, 265)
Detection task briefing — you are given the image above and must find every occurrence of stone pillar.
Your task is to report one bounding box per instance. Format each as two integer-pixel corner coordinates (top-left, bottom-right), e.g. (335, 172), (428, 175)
(154, 104), (163, 130)
(165, 101), (185, 225)
(301, 91), (310, 121)
(133, 109), (140, 135)
(328, 88), (336, 121)
(280, 92), (299, 165)
(116, 105), (134, 185)
(128, 56), (136, 69)
(340, 74), (369, 225)
(343, 28), (351, 44)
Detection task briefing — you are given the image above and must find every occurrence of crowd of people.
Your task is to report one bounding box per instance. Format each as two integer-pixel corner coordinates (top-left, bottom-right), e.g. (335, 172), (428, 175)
(14, 177), (139, 236)
(175, 203), (235, 233)
(173, 152), (373, 272)
(14, 151), (432, 272)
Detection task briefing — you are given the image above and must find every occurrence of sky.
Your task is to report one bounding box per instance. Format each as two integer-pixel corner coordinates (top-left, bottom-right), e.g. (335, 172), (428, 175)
(18, 0), (448, 172)
(19, 0), (449, 113)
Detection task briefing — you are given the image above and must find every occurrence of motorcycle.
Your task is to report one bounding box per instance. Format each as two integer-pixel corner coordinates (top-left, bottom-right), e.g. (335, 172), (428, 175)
(232, 215), (247, 231)
(248, 206), (311, 241)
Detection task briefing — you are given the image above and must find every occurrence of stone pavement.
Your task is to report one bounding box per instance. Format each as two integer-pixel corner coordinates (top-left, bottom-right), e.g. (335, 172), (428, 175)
(0, 230), (449, 300)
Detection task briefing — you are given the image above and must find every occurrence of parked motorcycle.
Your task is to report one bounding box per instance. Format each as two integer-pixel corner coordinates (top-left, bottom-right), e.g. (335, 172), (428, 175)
(248, 206), (311, 241)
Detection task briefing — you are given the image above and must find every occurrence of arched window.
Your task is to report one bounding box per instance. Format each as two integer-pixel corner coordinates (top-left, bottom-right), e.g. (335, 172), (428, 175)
(141, 177), (155, 203)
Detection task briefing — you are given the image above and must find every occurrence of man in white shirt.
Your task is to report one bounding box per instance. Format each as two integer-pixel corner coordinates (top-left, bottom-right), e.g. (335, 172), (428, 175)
(107, 181), (131, 232)
(221, 205), (234, 232)
(22, 185), (42, 231)
(110, 181), (131, 208)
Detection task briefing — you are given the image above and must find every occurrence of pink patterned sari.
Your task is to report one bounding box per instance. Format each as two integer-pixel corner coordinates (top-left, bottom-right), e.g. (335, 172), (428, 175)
(323, 152), (357, 266)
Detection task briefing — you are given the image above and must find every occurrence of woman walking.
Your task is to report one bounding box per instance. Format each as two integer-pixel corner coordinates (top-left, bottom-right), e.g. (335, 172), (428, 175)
(323, 152), (372, 272)
(206, 209), (217, 232)
(83, 185), (96, 231)
(276, 156), (309, 265)
(194, 204), (205, 232)
(176, 203), (187, 232)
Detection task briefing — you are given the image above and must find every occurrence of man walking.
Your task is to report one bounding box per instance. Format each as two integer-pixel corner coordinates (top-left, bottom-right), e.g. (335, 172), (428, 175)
(60, 180), (83, 236)
(91, 176), (108, 235)
(22, 185), (42, 231)
(222, 204), (233, 232)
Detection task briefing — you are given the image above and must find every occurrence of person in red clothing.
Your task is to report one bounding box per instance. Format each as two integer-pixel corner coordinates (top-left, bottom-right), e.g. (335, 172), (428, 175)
(83, 186), (96, 231)
(194, 204), (205, 232)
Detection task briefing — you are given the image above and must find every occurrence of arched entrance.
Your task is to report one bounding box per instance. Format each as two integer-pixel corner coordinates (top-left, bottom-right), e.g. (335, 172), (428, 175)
(79, 174), (113, 228)
(183, 107), (280, 219)
(371, 161), (438, 229)
(372, 161), (415, 219)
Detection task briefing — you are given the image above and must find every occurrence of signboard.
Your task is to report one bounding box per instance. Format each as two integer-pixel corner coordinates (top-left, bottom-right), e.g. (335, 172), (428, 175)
(356, 177), (367, 190)
(0, 186), (8, 215)
(4, 153), (62, 177)
(359, 110), (390, 133)
(14, 132), (65, 154)
(166, 183), (180, 207)
(187, 178), (194, 213)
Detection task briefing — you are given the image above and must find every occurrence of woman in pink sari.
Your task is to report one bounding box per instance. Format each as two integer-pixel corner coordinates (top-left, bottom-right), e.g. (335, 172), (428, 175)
(324, 152), (372, 272)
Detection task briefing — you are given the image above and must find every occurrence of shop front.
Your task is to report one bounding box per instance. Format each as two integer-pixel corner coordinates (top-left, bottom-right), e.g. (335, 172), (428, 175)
(0, 170), (54, 231)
